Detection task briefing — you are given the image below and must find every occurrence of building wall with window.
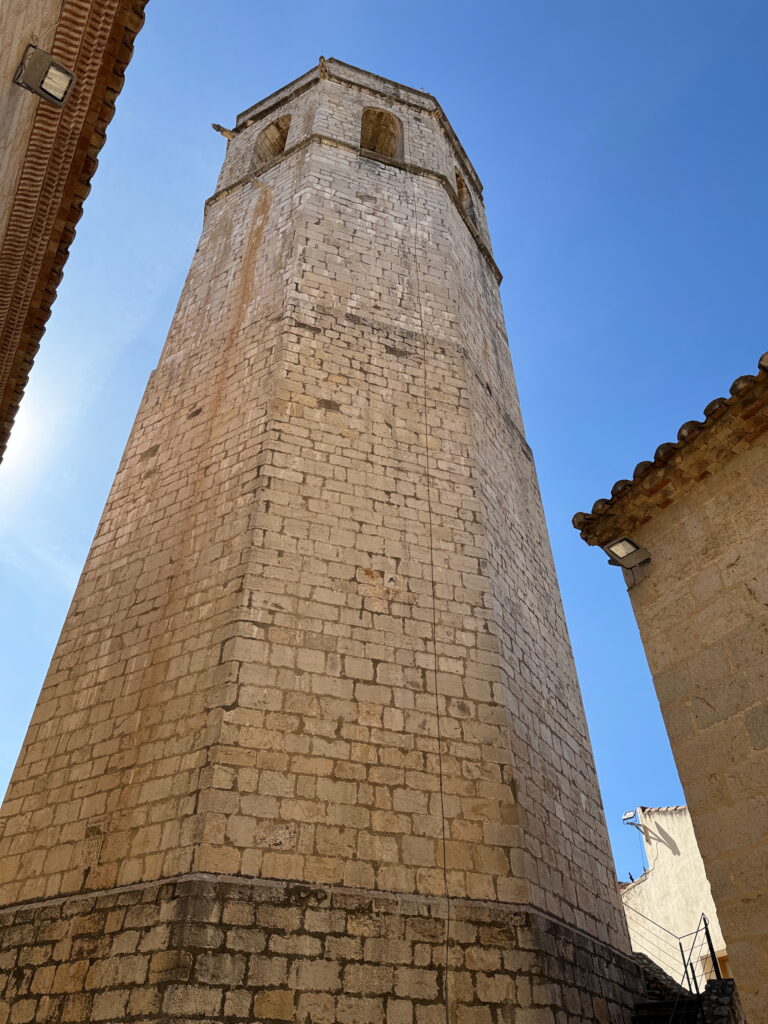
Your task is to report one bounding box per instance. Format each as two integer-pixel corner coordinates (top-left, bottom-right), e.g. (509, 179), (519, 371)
(0, 0), (147, 461)
(621, 806), (728, 981)
(575, 354), (768, 1021)
(227, 58), (494, 250)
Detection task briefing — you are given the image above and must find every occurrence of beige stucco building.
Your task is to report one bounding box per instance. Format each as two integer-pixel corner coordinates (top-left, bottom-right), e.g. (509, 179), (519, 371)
(0, 0), (147, 461)
(0, 60), (646, 1022)
(575, 353), (768, 1021)
(620, 806), (729, 983)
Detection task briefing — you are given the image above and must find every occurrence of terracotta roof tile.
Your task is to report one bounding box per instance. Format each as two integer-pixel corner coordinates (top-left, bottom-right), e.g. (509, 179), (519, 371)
(573, 351), (768, 544)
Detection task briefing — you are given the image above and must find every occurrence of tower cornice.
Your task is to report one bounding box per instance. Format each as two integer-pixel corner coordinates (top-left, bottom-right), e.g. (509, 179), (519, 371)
(229, 57), (485, 199)
(205, 132), (502, 284)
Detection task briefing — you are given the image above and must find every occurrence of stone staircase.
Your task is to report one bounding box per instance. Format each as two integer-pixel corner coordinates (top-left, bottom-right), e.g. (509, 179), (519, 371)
(632, 996), (703, 1023)
(630, 954), (744, 1024)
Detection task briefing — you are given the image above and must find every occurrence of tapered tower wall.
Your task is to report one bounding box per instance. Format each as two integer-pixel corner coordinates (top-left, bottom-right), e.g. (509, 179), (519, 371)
(0, 60), (642, 1022)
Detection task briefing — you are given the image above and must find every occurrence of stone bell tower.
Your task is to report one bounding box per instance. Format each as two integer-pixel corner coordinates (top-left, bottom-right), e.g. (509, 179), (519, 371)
(0, 60), (642, 1022)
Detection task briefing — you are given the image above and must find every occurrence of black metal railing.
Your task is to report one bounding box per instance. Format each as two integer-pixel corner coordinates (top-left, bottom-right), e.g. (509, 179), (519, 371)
(623, 903), (686, 982)
(679, 913), (722, 994)
(624, 903), (722, 1019)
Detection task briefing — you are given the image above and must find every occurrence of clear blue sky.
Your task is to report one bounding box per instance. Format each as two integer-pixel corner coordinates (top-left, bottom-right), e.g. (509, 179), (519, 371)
(1, 1), (766, 882)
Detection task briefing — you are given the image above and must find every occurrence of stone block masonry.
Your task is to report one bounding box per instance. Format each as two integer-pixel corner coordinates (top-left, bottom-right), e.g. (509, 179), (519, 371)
(0, 876), (641, 1023)
(0, 59), (643, 1020)
(574, 353), (768, 1020)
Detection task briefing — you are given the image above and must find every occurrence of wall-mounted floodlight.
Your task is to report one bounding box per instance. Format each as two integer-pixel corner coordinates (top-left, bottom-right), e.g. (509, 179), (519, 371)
(623, 809), (643, 834)
(14, 45), (76, 107)
(602, 536), (650, 570)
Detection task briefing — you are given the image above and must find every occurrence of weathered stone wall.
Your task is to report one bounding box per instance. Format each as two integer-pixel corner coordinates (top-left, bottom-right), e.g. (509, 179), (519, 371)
(0, 877), (643, 1024)
(0, 60), (640, 1019)
(618, 428), (768, 1021)
(701, 979), (745, 1024)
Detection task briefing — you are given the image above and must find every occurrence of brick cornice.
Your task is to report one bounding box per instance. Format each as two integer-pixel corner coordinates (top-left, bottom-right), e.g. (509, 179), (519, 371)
(0, 0), (148, 462)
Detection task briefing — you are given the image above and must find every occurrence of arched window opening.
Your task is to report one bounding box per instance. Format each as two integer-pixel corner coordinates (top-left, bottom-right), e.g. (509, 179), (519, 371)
(360, 107), (403, 161)
(252, 115), (291, 170)
(455, 170), (477, 228)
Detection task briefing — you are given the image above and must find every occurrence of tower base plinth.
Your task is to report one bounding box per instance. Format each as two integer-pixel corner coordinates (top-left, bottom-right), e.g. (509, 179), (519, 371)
(0, 875), (643, 1023)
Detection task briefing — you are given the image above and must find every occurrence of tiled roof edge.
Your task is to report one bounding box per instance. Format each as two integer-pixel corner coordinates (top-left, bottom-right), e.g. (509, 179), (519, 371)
(638, 805), (686, 813)
(573, 351), (768, 544)
(0, 0), (148, 463)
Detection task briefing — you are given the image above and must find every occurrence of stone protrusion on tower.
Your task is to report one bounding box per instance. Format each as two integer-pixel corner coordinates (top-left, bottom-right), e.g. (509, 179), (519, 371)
(0, 59), (643, 1023)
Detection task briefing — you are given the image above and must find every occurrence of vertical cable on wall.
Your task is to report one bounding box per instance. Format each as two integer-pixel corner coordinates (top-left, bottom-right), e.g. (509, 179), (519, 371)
(408, 170), (452, 1024)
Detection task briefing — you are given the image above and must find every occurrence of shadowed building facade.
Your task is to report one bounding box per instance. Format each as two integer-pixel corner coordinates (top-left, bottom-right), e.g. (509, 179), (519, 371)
(0, 60), (642, 1022)
(0, 0), (147, 461)
(575, 353), (768, 1022)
